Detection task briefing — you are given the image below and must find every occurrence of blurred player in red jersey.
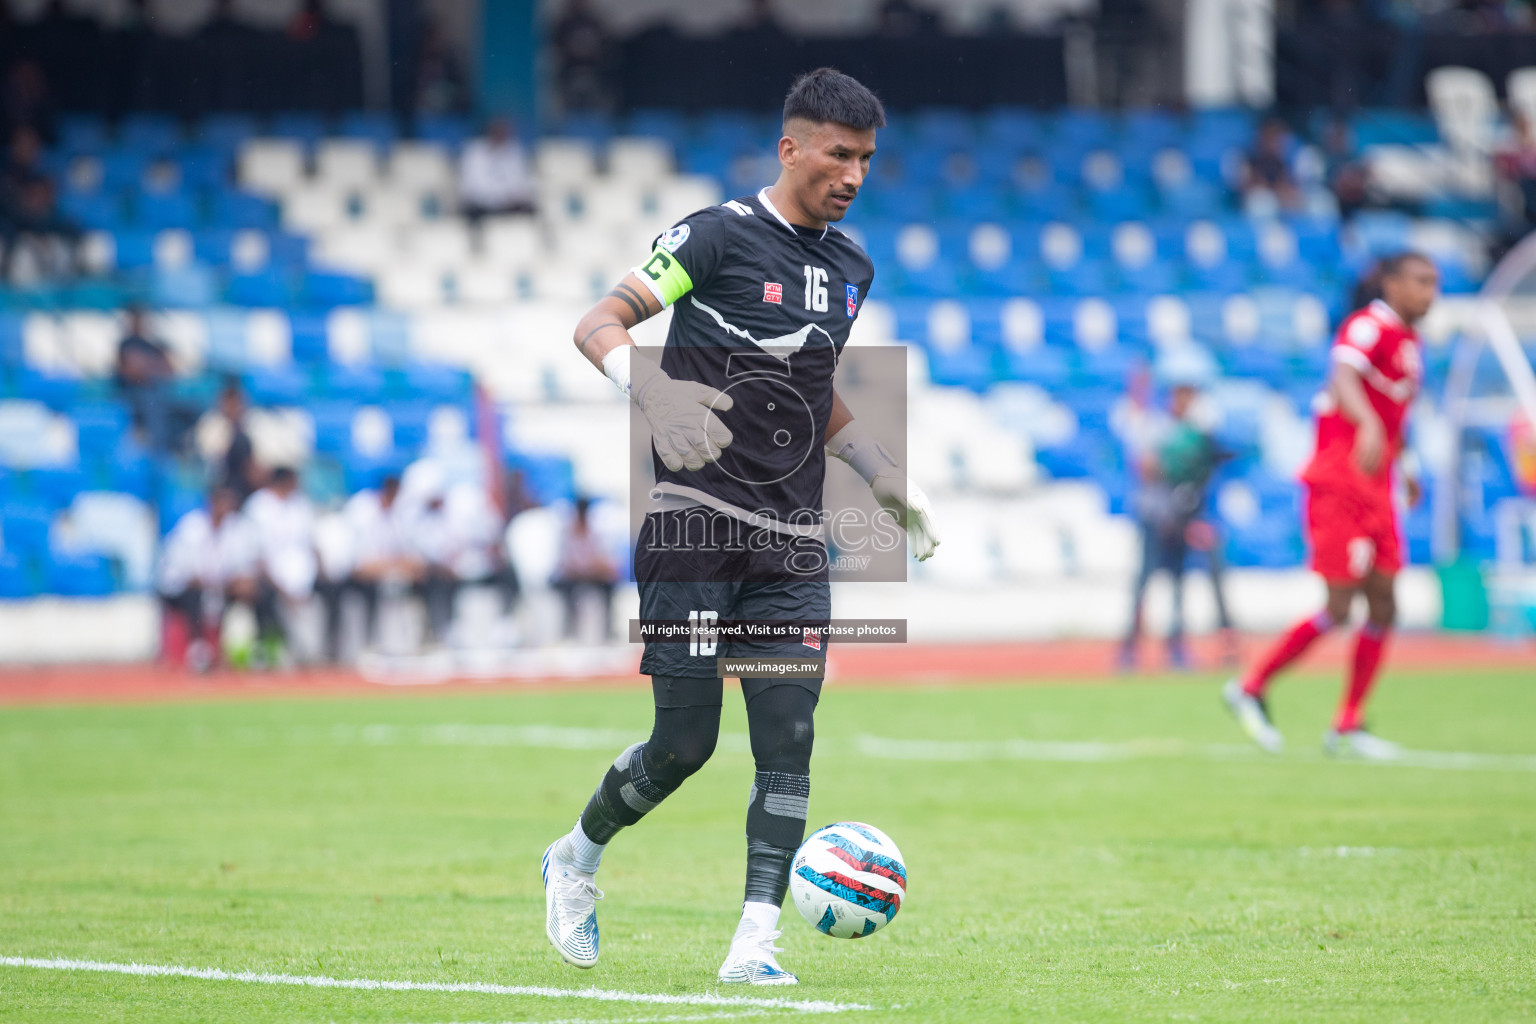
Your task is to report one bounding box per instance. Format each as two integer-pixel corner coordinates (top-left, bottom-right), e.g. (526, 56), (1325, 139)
(1223, 252), (1440, 759)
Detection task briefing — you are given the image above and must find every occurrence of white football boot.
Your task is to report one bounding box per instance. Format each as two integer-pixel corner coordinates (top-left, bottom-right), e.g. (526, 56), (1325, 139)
(1222, 678), (1284, 753)
(542, 840), (602, 968)
(1324, 727), (1403, 761)
(717, 926), (798, 986)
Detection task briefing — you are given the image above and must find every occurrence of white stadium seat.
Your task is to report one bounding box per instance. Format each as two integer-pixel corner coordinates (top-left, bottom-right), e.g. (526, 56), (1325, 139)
(388, 141), (455, 192)
(480, 215), (542, 269)
(245, 310), (293, 367)
(1426, 66), (1498, 153)
(535, 137), (599, 183)
(377, 264), (448, 310)
(311, 224), (394, 275)
(282, 184), (351, 234)
(402, 221), (474, 269)
(238, 138), (305, 195)
(607, 136), (674, 183)
(315, 139), (379, 189)
(61, 312), (119, 377)
(454, 262), (518, 305)
(652, 176), (723, 226)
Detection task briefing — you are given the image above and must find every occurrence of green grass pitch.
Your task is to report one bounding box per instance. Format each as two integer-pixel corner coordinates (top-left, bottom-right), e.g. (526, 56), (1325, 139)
(1, 666), (1533, 1023)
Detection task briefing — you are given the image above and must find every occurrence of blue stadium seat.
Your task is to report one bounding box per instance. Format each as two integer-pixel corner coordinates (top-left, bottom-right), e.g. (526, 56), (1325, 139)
(152, 265), (217, 308)
(289, 312), (329, 362)
(303, 271), (372, 308)
(270, 112), (327, 148)
(58, 191), (124, 231)
(625, 109), (689, 144)
(339, 452), (402, 493)
(195, 114), (259, 154)
(507, 451), (575, 504)
(980, 108), (1042, 149)
(1, 504), (53, 555)
(111, 229), (158, 270)
(120, 114), (182, 155)
(15, 371), (80, 410)
(310, 401), (359, 454)
(73, 404), (129, 459)
(415, 114), (474, 149)
(211, 189), (280, 230)
(57, 115), (110, 155)
(0, 552), (36, 599)
(193, 227), (238, 266)
(338, 111), (398, 146)
(391, 362), (472, 405)
(226, 269), (294, 307)
(319, 363), (386, 404)
(105, 449), (154, 499)
(0, 313), (23, 366)
(244, 367), (310, 407)
(46, 551), (115, 597)
(136, 191), (200, 230)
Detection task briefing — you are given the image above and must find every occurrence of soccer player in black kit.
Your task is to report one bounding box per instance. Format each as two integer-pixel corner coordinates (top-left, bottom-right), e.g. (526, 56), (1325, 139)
(541, 69), (940, 985)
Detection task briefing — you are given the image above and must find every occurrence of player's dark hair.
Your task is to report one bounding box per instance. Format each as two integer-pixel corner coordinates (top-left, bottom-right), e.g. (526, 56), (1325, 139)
(782, 68), (885, 131)
(270, 467), (297, 487)
(1378, 250), (1433, 278)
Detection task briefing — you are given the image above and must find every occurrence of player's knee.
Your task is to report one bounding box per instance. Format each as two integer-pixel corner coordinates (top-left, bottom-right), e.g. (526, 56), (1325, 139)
(1368, 593), (1396, 628)
(651, 730), (718, 780)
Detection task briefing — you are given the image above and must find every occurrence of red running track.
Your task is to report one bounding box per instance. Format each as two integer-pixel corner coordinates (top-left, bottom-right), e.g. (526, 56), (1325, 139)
(0, 633), (1529, 706)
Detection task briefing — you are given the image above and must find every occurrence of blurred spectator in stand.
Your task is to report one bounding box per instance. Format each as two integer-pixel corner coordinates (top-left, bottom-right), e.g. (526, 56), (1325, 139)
(1495, 112), (1536, 237)
(0, 125), (76, 282)
(1095, 0), (1169, 108)
(244, 467), (317, 666)
(196, 380), (263, 502)
(156, 484), (261, 672)
(1321, 117), (1369, 217)
(1242, 118), (1302, 213)
(412, 481), (517, 647)
(503, 467), (540, 520)
(876, 0), (938, 35)
(415, 19), (471, 115)
(552, 497), (619, 641)
(458, 117), (536, 222)
(318, 475), (424, 662)
(286, 0), (334, 42)
(1119, 362), (1232, 671)
(2, 60), (57, 143)
(551, 0), (611, 113)
(114, 305), (184, 454)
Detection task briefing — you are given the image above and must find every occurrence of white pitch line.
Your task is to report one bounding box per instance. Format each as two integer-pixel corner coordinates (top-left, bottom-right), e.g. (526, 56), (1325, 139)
(0, 957), (867, 1015)
(854, 734), (1536, 772)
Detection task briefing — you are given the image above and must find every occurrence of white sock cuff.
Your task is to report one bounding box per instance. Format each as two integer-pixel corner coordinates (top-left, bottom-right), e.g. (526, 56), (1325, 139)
(566, 819), (606, 874)
(739, 900), (782, 933)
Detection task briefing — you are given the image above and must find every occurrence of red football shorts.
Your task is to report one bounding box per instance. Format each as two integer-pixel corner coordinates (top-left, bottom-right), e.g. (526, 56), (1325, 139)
(1306, 484), (1402, 582)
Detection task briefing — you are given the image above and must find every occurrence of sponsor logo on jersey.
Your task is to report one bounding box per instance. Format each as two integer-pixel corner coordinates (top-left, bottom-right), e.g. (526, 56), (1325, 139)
(763, 282), (783, 304)
(657, 224), (690, 253)
(802, 628), (821, 651)
(845, 283), (858, 318)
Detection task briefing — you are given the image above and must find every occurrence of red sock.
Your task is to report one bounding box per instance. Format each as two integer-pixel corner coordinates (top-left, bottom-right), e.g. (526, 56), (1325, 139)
(1241, 611), (1334, 697)
(1335, 623), (1389, 732)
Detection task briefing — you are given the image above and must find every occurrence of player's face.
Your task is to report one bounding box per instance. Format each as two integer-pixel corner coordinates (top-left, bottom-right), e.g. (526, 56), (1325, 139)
(783, 121), (877, 224)
(1383, 259), (1440, 322)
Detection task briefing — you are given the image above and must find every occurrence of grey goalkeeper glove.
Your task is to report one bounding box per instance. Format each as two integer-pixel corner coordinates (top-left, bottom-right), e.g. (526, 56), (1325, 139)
(603, 346), (733, 472)
(827, 421), (941, 561)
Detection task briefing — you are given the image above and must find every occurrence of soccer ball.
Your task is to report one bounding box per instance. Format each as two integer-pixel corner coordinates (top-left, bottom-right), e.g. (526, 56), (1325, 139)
(789, 822), (906, 938)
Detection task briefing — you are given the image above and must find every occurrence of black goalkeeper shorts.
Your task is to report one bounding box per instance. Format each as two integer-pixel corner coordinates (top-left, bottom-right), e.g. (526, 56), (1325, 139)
(634, 509), (829, 689)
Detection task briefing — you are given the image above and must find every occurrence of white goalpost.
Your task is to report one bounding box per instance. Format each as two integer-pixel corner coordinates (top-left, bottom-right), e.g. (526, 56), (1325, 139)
(1437, 231), (1536, 633)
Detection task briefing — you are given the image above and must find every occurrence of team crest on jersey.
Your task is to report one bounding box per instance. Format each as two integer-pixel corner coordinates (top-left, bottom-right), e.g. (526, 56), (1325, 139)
(802, 628), (821, 651)
(657, 224), (690, 253)
(845, 283), (858, 318)
(763, 282), (783, 304)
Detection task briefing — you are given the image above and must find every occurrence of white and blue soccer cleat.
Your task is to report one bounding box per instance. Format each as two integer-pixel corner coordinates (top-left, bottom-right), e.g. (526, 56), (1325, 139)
(542, 840), (602, 968)
(717, 927), (798, 986)
(1223, 678), (1284, 753)
(1324, 727), (1403, 761)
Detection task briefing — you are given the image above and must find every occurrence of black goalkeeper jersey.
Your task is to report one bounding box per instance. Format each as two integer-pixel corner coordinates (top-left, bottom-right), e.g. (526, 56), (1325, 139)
(631, 187), (876, 535)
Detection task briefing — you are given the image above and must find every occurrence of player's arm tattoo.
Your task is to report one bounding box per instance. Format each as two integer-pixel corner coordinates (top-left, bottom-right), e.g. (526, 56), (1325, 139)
(607, 281), (653, 324)
(576, 321), (623, 358)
